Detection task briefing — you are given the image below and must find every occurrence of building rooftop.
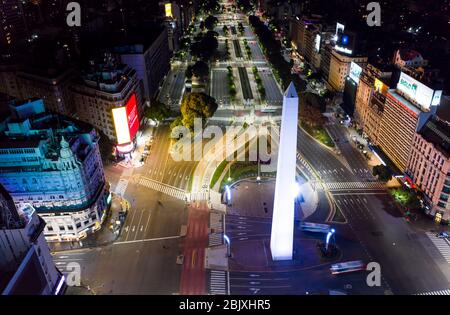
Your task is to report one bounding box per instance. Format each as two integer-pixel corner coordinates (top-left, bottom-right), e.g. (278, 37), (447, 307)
(419, 118), (450, 158)
(387, 89), (423, 115)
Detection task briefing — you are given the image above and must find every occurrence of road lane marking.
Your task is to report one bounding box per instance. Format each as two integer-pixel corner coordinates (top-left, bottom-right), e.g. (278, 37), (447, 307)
(114, 235), (181, 245)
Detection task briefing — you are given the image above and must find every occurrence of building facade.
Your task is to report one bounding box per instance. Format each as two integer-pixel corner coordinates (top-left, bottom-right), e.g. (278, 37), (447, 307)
(70, 53), (144, 155)
(377, 72), (441, 171)
(0, 0), (27, 48)
(0, 184), (65, 294)
(406, 118), (450, 221)
(354, 63), (394, 142)
(0, 65), (75, 116)
(328, 50), (367, 92)
(0, 98), (109, 241)
(114, 28), (170, 102)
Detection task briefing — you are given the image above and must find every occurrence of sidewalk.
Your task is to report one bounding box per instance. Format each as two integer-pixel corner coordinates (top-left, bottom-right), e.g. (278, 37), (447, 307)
(49, 194), (129, 252)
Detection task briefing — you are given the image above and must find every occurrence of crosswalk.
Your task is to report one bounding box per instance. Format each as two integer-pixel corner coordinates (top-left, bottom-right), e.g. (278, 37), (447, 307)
(416, 289), (450, 295)
(138, 177), (186, 200)
(115, 179), (129, 196)
(209, 212), (224, 246)
(425, 232), (450, 263)
(209, 270), (228, 295)
(326, 181), (385, 191)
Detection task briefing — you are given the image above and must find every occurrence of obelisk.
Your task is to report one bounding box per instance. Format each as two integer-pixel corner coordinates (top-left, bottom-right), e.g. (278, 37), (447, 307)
(270, 82), (298, 261)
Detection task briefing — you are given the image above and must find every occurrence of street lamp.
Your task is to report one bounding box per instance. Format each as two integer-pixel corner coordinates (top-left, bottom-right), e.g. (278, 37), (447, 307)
(225, 185), (231, 204)
(224, 234), (231, 257)
(325, 228), (336, 252)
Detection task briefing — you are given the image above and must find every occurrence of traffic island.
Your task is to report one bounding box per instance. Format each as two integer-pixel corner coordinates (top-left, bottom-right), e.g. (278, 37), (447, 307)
(228, 237), (339, 272)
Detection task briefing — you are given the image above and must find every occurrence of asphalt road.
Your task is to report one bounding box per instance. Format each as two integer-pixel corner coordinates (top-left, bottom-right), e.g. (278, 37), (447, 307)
(260, 70), (282, 105)
(211, 69), (231, 105)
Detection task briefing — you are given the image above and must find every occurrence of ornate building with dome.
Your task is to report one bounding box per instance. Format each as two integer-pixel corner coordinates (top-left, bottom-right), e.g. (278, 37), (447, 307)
(0, 98), (109, 241)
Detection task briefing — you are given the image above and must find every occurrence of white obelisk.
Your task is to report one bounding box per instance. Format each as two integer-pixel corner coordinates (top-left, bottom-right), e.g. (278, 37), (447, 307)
(270, 82), (298, 261)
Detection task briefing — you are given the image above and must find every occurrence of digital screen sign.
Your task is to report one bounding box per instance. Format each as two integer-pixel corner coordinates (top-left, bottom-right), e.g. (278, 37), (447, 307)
(126, 93), (139, 140)
(165, 3), (173, 18)
(314, 34), (321, 53)
(396, 72), (442, 110)
(348, 62), (362, 84)
(112, 93), (139, 145)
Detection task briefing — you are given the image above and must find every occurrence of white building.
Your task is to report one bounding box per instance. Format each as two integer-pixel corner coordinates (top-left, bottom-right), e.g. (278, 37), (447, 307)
(0, 98), (109, 241)
(0, 184), (65, 295)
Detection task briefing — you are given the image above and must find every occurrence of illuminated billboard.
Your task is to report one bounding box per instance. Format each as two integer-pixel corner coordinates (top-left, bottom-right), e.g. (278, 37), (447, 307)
(165, 3), (173, 18)
(314, 34), (321, 53)
(396, 72), (442, 110)
(335, 22), (345, 38)
(348, 62), (362, 84)
(126, 94), (139, 140)
(374, 78), (388, 94)
(112, 93), (139, 145)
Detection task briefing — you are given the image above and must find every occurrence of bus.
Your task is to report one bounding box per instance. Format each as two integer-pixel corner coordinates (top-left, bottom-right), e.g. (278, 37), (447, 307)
(330, 260), (366, 275)
(300, 222), (331, 233)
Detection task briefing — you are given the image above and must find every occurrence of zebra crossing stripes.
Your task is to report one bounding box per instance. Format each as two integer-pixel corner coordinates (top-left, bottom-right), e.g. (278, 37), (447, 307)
(326, 181), (385, 191)
(209, 270), (228, 295)
(425, 232), (450, 263)
(416, 289), (450, 295)
(138, 177), (186, 200)
(209, 212), (224, 246)
(209, 233), (224, 246)
(210, 212), (224, 233)
(115, 179), (129, 196)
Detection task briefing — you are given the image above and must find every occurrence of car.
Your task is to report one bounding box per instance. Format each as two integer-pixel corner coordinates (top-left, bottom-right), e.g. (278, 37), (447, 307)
(436, 232), (449, 239)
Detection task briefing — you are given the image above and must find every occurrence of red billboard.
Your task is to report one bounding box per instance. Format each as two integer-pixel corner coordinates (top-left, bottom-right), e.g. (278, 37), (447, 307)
(126, 93), (139, 140)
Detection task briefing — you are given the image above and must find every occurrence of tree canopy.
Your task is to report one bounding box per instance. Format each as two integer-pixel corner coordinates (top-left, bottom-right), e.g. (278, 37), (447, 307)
(180, 92), (218, 130)
(190, 31), (218, 60)
(145, 99), (170, 122)
(372, 165), (392, 182)
(204, 15), (218, 30)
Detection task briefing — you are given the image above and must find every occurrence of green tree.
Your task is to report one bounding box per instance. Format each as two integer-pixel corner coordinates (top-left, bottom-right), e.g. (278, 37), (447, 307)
(191, 60), (209, 78)
(185, 66), (193, 79)
(190, 31), (218, 60)
(204, 15), (218, 30)
(180, 92), (218, 130)
(299, 104), (326, 128)
(145, 99), (170, 122)
(372, 165), (392, 182)
(170, 116), (183, 130)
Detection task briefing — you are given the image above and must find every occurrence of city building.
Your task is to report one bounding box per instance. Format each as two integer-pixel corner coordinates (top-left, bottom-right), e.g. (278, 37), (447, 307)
(114, 27), (170, 102)
(320, 44), (333, 83)
(406, 117), (450, 222)
(393, 49), (428, 69)
(0, 64), (76, 116)
(377, 72), (442, 172)
(290, 15), (322, 58)
(163, 2), (182, 52)
(15, 68), (76, 116)
(0, 98), (110, 241)
(354, 62), (395, 143)
(342, 61), (363, 116)
(0, 184), (65, 294)
(70, 53), (144, 156)
(0, 0), (27, 48)
(328, 49), (367, 92)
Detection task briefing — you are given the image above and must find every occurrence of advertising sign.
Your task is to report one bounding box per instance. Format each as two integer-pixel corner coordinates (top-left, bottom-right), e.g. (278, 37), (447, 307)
(349, 62), (362, 84)
(397, 72), (442, 110)
(314, 34), (321, 53)
(112, 93), (139, 145)
(165, 3), (173, 18)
